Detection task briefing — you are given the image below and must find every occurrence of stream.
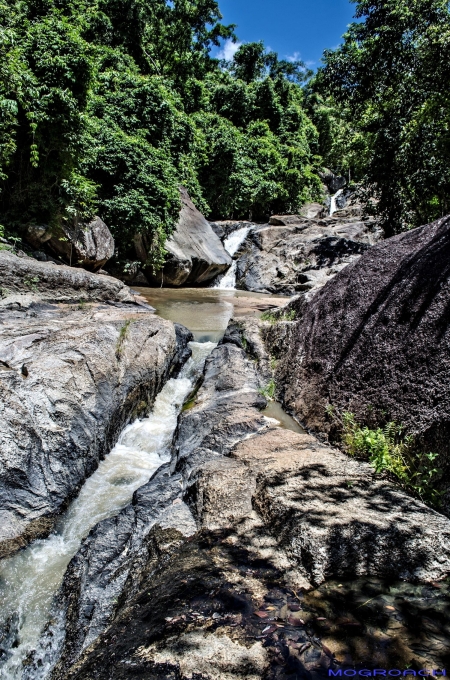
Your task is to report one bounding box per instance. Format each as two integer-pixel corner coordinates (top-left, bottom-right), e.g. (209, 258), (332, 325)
(0, 286), (449, 678)
(0, 340), (216, 678)
(0, 286), (292, 679)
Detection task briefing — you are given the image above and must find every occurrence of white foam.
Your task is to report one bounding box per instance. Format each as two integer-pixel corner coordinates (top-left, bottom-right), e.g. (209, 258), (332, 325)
(213, 227), (251, 290)
(0, 341), (215, 679)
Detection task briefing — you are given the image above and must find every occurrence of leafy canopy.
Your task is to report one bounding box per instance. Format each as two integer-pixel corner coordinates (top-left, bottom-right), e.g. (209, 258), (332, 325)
(0, 0), (322, 267)
(313, 0), (450, 235)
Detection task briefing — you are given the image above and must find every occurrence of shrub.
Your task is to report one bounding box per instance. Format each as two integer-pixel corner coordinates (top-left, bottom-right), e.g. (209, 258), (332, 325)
(341, 412), (442, 507)
(259, 379), (276, 401)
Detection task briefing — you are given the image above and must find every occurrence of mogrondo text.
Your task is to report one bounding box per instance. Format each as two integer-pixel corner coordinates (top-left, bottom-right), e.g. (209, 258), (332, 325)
(328, 672), (447, 677)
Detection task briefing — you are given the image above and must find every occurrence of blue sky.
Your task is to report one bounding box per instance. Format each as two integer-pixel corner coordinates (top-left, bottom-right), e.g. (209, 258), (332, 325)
(212, 0), (357, 69)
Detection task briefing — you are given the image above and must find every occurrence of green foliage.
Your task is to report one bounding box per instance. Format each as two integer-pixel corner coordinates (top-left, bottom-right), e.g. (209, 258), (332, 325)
(0, 0), (323, 266)
(259, 379), (276, 401)
(342, 412), (442, 507)
(314, 0), (450, 235)
(23, 275), (40, 291)
(116, 319), (132, 357)
(261, 308), (296, 323)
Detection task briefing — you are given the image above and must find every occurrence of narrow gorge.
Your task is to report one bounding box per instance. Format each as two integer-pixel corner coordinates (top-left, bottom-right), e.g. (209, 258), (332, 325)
(1, 189), (450, 678)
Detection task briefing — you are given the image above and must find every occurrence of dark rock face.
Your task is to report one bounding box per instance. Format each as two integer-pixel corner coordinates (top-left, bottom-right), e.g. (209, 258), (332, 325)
(320, 170), (347, 194)
(234, 212), (382, 295)
(27, 218), (115, 271)
(0, 305), (177, 557)
(172, 342), (268, 480)
(135, 187), (232, 286)
(276, 215), (450, 480)
(210, 220), (255, 241)
(48, 340), (269, 676)
(50, 467), (196, 677)
(0, 250), (133, 307)
(48, 325), (450, 679)
(170, 323), (194, 377)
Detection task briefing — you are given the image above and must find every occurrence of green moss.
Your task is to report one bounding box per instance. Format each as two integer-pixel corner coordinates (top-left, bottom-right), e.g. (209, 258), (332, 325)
(261, 309), (296, 324)
(259, 379), (276, 401)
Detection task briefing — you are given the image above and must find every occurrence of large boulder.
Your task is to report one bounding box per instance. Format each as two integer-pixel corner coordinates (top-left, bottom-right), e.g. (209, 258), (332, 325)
(276, 215), (450, 487)
(234, 212), (382, 295)
(0, 250), (133, 307)
(135, 187), (232, 286)
(0, 303), (179, 558)
(46, 328), (450, 680)
(27, 217), (115, 271)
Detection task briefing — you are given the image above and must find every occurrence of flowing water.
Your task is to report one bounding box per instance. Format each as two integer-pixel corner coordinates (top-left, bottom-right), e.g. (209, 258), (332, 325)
(1, 284), (448, 678)
(330, 188), (344, 216)
(212, 226), (251, 289)
(0, 341), (215, 679)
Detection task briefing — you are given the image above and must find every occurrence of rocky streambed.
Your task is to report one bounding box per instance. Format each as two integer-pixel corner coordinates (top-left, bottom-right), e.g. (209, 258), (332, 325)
(1, 228), (450, 680)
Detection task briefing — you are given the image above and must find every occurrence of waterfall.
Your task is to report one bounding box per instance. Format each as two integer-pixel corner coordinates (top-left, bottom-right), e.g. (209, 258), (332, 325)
(0, 341), (216, 679)
(212, 226), (250, 290)
(329, 188), (344, 216)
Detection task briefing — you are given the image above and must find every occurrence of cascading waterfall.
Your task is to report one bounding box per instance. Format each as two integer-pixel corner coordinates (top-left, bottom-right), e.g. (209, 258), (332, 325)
(212, 226), (251, 290)
(0, 341), (216, 680)
(329, 188), (344, 216)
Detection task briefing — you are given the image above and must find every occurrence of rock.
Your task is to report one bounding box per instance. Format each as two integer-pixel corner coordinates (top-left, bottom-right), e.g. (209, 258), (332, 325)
(269, 204), (324, 225)
(210, 220), (255, 242)
(320, 170), (347, 194)
(0, 250), (133, 306)
(276, 215), (450, 493)
(186, 457), (256, 530)
(137, 187), (232, 286)
(235, 215), (382, 295)
(46, 340), (270, 674)
(231, 428), (450, 585)
(0, 305), (178, 557)
(172, 342), (268, 479)
(47, 323), (450, 679)
(106, 261), (150, 287)
(299, 202), (325, 219)
(209, 221), (225, 240)
(170, 323), (194, 377)
(27, 217), (115, 271)
(49, 467), (196, 677)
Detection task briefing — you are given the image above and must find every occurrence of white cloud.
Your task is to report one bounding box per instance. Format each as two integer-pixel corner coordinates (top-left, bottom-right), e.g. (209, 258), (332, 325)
(286, 51), (301, 63)
(217, 39), (242, 61)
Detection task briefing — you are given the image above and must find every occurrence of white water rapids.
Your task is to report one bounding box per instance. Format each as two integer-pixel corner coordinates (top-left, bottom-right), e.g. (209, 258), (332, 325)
(212, 226), (251, 290)
(0, 340), (215, 679)
(329, 188), (344, 216)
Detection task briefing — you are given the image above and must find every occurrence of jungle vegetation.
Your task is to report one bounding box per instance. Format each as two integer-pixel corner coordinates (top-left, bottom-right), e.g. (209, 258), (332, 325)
(1, 0), (449, 264)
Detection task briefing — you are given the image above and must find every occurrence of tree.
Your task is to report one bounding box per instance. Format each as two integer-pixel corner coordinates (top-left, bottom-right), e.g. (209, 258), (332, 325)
(0, 0), (322, 268)
(317, 0), (450, 235)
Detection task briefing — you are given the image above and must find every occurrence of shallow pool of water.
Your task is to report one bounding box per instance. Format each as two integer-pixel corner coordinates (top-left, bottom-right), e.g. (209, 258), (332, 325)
(294, 576), (450, 672)
(263, 400), (305, 433)
(138, 287), (288, 342)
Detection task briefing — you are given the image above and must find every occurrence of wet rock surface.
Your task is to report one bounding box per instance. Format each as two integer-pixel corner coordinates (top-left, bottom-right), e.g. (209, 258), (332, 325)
(50, 341), (270, 675)
(0, 303), (179, 558)
(172, 342), (268, 479)
(135, 187), (232, 286)
(274, 215), (450, 486)
(51, 325), (450, 679)
(49, 467), (196, 677)
(233, 209), (382, 295)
